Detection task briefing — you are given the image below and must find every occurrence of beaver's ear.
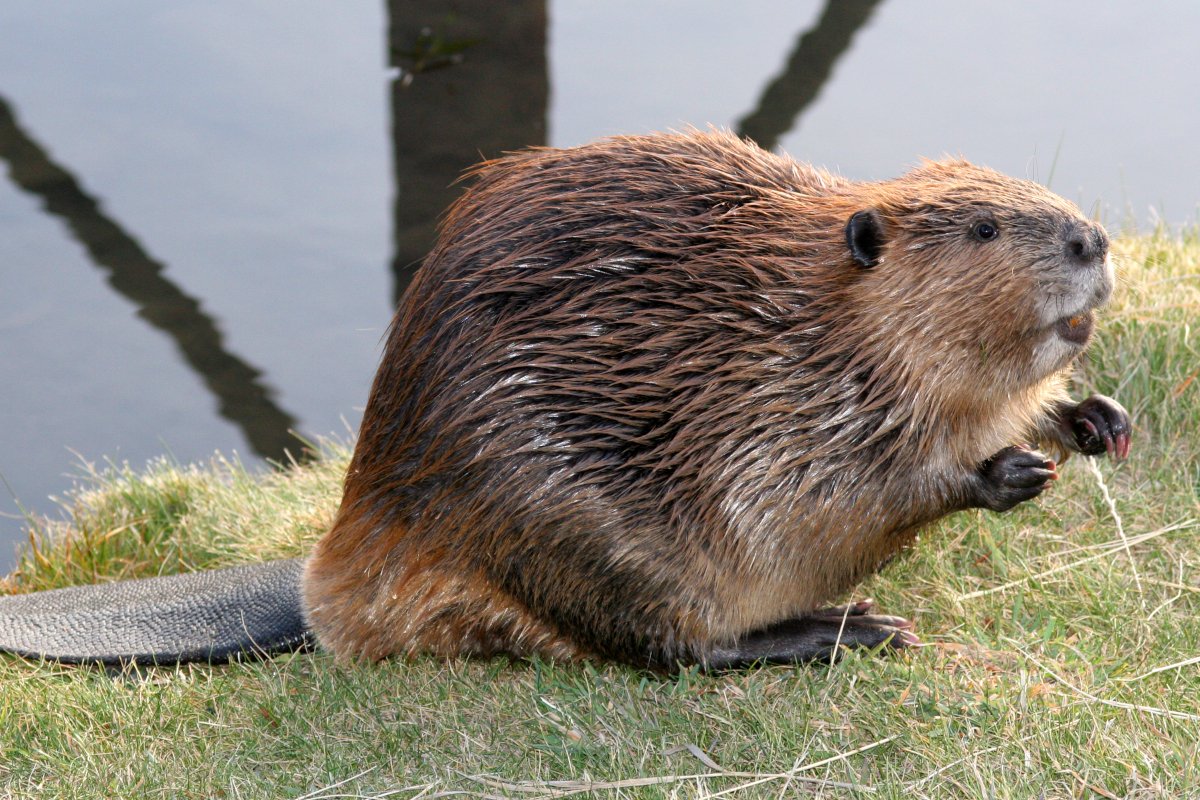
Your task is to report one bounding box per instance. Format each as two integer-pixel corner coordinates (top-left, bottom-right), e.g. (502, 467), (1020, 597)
(845, 209), (884, 268)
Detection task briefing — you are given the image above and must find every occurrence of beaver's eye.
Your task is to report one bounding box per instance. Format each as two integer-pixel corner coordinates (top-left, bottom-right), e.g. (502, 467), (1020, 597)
(972, 221), (999, 242)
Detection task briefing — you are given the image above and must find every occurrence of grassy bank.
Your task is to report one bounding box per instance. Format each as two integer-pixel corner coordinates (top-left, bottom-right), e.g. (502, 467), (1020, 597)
(2, 234), (1198, 799)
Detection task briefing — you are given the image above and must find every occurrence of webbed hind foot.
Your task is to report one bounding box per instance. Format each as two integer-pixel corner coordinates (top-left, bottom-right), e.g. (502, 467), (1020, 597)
(701, 600), (917, 670)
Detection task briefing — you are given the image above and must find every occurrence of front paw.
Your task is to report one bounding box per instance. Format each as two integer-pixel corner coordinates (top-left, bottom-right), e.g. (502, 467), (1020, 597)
(1067, 394), (1131, 460)
(974, 446), (1058, 512)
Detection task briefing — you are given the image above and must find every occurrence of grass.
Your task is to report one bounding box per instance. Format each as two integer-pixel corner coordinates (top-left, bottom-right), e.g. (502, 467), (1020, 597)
(2, 233), (1199, 799)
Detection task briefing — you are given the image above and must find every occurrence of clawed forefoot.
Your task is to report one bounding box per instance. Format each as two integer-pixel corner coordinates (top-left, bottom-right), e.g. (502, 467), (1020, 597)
(974, 446), (1058, 512)
(1066, 394), (1131, 459)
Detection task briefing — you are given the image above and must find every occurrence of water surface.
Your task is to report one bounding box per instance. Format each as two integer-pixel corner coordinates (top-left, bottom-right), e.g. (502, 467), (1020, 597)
(2, 1), (1197, 570)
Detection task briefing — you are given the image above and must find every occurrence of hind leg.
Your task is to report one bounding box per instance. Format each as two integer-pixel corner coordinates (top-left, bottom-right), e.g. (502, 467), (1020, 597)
(702, 600), (918, 670)
(304, 534), (589, 663)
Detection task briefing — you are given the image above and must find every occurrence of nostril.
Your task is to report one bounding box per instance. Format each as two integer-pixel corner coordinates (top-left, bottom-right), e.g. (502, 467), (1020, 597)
(1064, 221), (1108, 266)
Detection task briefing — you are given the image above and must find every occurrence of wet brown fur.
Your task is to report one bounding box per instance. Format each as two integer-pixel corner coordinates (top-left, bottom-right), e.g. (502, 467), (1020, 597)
(302, 130), (1107, 668)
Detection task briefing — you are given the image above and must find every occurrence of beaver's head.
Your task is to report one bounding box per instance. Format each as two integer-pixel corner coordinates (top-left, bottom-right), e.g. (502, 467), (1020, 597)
(839, 159), (1113, 389)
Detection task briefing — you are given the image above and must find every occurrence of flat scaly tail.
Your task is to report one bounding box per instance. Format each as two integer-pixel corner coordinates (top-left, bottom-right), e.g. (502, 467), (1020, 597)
(0, 558), (311, 666)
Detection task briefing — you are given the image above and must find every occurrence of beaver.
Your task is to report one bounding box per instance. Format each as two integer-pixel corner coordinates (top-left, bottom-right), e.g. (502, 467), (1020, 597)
(0, 130), (1130, 669)
(299, 130), (1129, 669)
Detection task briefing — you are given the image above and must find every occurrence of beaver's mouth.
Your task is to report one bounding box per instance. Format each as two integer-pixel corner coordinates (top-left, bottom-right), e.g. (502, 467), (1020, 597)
(1055, 310), (1095, 345)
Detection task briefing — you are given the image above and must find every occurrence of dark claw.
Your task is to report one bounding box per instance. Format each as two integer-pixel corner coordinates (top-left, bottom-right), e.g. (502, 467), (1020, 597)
(1068, 394), (1131, 460)
(974, 445), (1058, 512)
(811, 600), (915, 630)
(815, 599), (875, 617)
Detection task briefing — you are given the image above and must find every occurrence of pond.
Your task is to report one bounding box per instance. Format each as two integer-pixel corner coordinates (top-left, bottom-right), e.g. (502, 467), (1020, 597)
(2, 0), (1198, 571)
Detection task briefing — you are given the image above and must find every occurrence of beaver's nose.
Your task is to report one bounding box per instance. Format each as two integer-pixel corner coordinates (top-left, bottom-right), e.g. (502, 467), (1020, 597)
(1066, 221), (1109, 266)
